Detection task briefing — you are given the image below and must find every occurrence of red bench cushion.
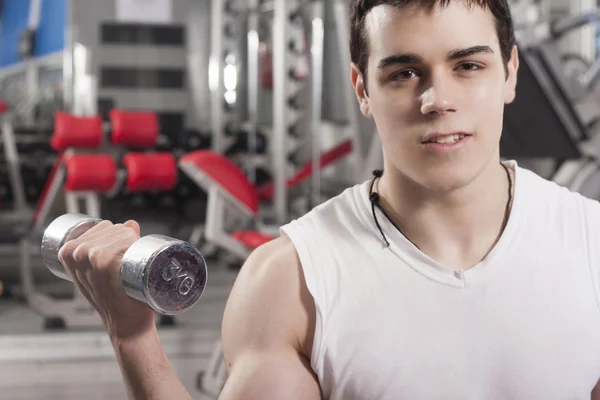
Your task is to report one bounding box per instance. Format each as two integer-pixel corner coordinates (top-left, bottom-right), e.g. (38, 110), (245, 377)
(110, 110), (159, 148)
(65, 154), (117, 192)
(52, 112), (103, 151)
(232, 231), (276, 249)
(123, 152), (178, 192)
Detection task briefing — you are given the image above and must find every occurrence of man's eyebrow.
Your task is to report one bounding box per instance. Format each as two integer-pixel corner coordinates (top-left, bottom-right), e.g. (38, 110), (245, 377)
(448, 45), (494, 60)
(377, 46), (495, 69)
(377, 54), (423, 69)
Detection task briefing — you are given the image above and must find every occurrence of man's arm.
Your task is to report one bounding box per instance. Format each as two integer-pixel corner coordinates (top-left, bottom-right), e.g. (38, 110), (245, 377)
(219, 236), (322, 400)
(592, 378), (600, 399)
(58, 220), (193, 400)
(112, 327), (193, 400)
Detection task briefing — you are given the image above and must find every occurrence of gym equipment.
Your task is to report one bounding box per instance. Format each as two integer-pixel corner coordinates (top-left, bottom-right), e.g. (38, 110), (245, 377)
(42, 213), (208, 315)
(20, 149), (184, 329)
(179, 150), (277, 261)
(209, 0), (239, 154)
(21, 165), (44, 204)
(562, 53), (592, 82)
(0, 166), (13, 208)
(502, 11), (600, 200)
(0, 126), (54, 155)
(183, 129), (213, 152)
(51, 110), (161, 152)
(223, 129), (268, 156)
(256, 139), (353, 201)
(66, 152), (180, 211)
(0, 108), (27, 212)
(183, 149), (274, 398)
(501, 15), (598, 160)
(520, 11), (600, 128)
(54, 109), (210, 155)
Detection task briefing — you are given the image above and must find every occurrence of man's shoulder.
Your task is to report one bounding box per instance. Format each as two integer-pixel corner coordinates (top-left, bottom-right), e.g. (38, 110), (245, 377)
(518, 165), (600, 233)
(517, 165), (587, 209)
(223, 236), (315, 357)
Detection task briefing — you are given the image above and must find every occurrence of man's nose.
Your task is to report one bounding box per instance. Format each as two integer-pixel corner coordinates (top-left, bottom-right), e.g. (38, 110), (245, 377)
(419, 74), (458, 115)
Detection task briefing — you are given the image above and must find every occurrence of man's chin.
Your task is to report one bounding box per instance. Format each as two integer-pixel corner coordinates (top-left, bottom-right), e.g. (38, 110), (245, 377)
(415, 169), (478, 194)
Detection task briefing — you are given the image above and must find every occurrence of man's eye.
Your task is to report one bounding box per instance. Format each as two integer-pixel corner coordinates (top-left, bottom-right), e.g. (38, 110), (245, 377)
(392, 70), (417, 80)
(459, 63), (481, 71)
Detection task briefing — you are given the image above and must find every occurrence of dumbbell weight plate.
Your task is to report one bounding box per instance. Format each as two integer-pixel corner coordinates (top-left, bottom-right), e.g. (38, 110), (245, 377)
(41, 213), (102, 281)
(121, 235), (207, 315)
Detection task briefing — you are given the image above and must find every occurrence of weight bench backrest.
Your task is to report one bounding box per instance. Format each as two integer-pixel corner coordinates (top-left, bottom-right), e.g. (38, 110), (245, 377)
(179, 150), (259, 217)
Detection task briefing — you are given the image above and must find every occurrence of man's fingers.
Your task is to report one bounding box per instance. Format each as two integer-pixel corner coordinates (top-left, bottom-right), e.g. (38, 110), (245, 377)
(124, 220), (141, 236)
(69, 220), (114, 243)
(59, 223), (138, 267)
(86, 228), (141, 271)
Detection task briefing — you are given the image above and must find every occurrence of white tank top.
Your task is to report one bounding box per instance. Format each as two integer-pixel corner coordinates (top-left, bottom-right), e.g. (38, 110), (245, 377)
(280, 161), (600, 400)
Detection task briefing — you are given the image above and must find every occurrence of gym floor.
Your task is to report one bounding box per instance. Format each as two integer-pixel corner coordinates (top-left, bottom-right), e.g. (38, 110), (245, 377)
(0, 261), (238, 400)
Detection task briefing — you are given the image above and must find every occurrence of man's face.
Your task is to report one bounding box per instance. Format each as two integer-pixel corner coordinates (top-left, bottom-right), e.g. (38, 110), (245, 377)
(352, 2), (519, 192)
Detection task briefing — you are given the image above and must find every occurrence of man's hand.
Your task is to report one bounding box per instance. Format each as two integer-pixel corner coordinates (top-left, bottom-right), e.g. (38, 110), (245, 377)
(58, 219), (156, 339)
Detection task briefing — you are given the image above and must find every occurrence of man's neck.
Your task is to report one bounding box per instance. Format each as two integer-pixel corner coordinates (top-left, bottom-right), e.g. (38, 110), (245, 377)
(377, 157), (513, 271)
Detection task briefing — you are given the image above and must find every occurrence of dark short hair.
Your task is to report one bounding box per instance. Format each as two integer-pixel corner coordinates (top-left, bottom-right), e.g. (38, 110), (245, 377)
(349, 0), (516, 86)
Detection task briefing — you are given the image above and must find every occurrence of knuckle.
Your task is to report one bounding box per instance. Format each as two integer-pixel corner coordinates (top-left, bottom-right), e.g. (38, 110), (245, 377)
(90, 245), (123, 271)
(58, 241), (76, 261)
(124, 227), (139, 241)
(72, 243), (91, 264)
(88, 247), (108, 269)
(81, 220), (112, 238)
(95, 220), (113, 229)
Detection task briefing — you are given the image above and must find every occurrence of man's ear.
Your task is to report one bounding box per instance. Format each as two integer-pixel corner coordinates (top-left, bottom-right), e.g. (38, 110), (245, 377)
(351, 63), (373, 118)
(504, 45), (519, 104)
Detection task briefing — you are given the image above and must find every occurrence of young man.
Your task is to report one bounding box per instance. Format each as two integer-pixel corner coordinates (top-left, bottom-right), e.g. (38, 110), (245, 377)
(58, 0), (600, 399)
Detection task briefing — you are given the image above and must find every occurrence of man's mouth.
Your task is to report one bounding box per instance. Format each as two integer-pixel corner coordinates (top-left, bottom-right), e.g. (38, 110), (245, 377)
(422, 132), (471, 144)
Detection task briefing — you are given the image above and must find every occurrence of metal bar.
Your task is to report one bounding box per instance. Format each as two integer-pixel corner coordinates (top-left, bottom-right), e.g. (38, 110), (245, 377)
(65, 192), (79, 214)
(86, 192), (101, 218)
(0, 52), (63, 81)
(210, 0), (226, 153)
(34, 162), (66, 231)
(72, 43), (95, 116)
(272, 0), (290, 223)
(63, 0), (75, 112)
(1, 115), (27, 210)
(333, 0), (364, 179)
(310, 2), (325, 208)
(24, 0), (43, 126)
(247, 0), (260, 184)
(580, 58), (600, 89)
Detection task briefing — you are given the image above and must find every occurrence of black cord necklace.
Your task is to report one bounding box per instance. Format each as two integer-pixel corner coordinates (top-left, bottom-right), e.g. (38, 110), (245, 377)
(368, 163), (513, 249)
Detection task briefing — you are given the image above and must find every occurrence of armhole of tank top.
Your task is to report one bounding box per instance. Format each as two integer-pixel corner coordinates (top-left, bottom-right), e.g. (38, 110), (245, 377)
(581, 196), (600, 318)
(280, 222), (325, 374)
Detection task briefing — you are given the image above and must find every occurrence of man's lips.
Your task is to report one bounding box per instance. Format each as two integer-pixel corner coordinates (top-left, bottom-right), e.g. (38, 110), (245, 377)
(421, 132), (473, 144)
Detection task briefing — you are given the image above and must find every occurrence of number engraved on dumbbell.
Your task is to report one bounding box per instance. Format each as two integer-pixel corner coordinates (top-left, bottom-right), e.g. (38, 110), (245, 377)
(162, 258), (195, 296)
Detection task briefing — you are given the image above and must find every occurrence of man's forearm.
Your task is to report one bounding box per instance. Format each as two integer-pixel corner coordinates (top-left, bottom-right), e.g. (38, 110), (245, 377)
(111, 327), (193, 400)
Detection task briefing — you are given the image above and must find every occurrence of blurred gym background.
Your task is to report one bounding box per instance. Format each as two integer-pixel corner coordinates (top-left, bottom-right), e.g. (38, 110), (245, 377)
(0, 0), (598, 398)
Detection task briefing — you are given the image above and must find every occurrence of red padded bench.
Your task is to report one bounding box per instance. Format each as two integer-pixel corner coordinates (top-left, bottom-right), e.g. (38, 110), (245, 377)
(179, 151), (277, 255)
(51, 110), (160, 151)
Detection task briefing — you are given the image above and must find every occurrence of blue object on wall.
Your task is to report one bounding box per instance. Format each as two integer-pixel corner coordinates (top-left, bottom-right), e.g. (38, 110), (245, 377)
(35, 0), (66, 58)
(0, 0), (31, 67)
(0, 0), (66, 68)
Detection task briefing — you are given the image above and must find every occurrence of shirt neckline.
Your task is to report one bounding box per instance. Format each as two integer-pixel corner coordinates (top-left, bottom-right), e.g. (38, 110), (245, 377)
(357, 160), (524, 288)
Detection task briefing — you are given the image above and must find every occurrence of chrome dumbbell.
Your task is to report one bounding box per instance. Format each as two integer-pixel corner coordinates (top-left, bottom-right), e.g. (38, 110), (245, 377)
(41, 213), (208, 315)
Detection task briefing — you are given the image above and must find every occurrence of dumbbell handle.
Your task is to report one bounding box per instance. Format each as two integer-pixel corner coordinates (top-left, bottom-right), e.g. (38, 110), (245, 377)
(41, 213), (207, 315)
(42, 214), (103, 281)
